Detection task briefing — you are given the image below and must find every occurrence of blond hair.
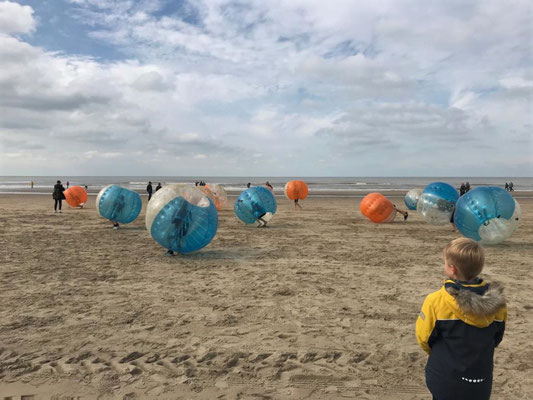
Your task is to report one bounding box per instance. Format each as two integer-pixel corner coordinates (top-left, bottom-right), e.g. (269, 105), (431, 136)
(443, 238), (485, 280)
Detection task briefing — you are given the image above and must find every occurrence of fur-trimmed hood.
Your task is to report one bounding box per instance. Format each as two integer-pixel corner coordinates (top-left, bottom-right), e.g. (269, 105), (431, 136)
(446, 281), (506, 316)
(442, 279), (506, 327)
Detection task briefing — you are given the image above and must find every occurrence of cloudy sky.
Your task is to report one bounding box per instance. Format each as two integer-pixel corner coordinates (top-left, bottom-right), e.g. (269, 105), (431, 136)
(0, 0), (531, 176)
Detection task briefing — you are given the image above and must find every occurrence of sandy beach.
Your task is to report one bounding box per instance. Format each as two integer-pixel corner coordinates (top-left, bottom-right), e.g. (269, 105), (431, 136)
(0, 192), (532, 399)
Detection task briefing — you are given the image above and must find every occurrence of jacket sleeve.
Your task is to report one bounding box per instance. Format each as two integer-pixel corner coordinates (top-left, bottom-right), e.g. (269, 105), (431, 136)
(494, 305), (507, 348)
(416, 296), (437, 354)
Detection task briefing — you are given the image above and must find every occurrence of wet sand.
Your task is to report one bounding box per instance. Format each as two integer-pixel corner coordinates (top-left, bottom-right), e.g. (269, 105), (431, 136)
(1, 193), (532, 399)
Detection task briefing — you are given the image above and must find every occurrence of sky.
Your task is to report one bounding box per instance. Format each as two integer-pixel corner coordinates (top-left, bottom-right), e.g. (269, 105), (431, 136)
(0, 0), (531, 177)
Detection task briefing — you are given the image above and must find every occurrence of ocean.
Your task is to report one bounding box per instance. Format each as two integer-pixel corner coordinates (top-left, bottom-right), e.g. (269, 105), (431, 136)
(1, 176), (531, 196)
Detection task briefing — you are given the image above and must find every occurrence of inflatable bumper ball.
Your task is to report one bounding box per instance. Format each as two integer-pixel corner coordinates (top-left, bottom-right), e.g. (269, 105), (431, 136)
(360, 193), (396, 223)
(206, 183), (227, 211)
(96, 185), (142, 223)
(454, 187), (521, 245)
(284, 180), (309, 201)
(146, 185), (218, 254)
(417, 182), (459, 225)
(64, 186), (88, 208)
(234, 186), (277, 225)
(404, 188), (423, 211)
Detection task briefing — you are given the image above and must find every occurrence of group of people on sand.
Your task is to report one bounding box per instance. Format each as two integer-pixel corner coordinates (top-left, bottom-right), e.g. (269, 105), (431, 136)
(504, 182), (514, 192)
(146, 181), (162, 201)
(459, 182), (471, 196)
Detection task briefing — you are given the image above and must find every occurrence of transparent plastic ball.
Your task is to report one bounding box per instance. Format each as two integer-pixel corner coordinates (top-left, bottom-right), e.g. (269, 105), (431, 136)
(417, 182), (459, 225)
(206, 183), (227, 211)
(146, 184), (218, 254)
(234, 186), (277, 224)
(404, 188), (423, 211)
(454, 187), (521, 245)
(96, 185), (142, 224)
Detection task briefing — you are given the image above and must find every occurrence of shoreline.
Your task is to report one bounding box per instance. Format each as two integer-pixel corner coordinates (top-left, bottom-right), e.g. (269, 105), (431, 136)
(2, 189), (532, 199)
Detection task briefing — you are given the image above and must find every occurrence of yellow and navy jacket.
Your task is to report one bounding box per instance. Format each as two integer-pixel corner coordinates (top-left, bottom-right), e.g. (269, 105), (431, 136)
(416, 279), (506, 384)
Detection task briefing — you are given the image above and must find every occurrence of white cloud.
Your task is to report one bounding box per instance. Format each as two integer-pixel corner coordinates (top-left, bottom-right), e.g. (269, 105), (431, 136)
(0, 0), (531, 176)
(0, 1), (35, 34)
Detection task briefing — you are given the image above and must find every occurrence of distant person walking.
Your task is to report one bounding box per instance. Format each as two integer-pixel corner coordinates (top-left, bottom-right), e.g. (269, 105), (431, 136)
(156, 183), (162, 192)
(66, 181), (70, 188)
(505, 182), (509, 191)
(246, 182), (251, 188)
(509, 182), (514, 192)
(53, 180), (66, 213)
(465, 182), (471, 193)
(265, 181), (273, 190)
(147, 181), (153, 201)
(30, 180), (34, 189)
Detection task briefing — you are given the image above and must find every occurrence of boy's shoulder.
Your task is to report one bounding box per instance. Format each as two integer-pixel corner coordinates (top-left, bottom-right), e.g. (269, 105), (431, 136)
(424, 285), (447, 301)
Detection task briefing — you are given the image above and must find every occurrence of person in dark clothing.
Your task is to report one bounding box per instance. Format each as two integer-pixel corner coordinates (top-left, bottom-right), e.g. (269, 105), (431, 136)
(265, 181), (273, 190)
(508, 182), (514, 191)
(246, 182), (251, 188)
(147, 181), (153, 201)
(156, 183), (162, 192)
(52, 180), (66, 213)
(459, 182), (466, 196)
(465, 182), (471, 193)
(504, 182), (509, 191)
(416, 238), (506, 400)
(450, 206), (456, 231)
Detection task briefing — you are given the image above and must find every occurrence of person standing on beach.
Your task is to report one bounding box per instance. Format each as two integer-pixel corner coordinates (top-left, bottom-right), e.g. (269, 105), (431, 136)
(52, 180), (66, 213)
(416, 238), (506, 400)
(265, 181), (273, 190)
(66, 181), (69, 188)
(31, 180), (34, 189)
(147, 181), (153, 201)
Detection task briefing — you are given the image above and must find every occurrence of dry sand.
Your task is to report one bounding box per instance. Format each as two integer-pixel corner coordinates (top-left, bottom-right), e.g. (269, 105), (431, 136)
(0, 193), (532, 399)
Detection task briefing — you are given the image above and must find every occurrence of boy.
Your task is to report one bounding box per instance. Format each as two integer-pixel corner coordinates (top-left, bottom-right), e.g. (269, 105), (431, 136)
(416, 238), (506, 400)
